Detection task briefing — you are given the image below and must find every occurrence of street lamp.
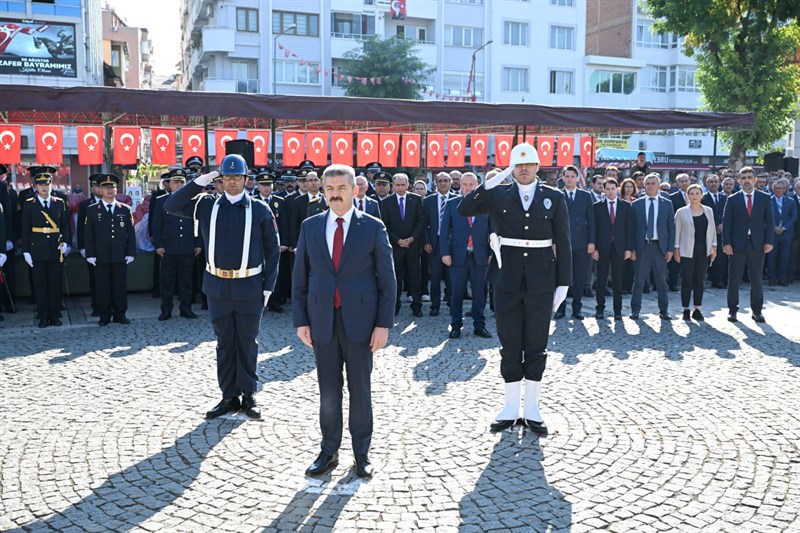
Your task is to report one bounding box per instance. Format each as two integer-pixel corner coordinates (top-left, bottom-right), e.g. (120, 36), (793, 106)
(271, 23), (296, 171)
(467, 40), (492, 102)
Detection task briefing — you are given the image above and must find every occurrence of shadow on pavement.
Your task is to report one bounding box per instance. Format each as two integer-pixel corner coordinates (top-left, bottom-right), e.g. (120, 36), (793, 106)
(256, 345), (316, 386)
(413, 345), (487, 395)
(263, 478), (356, 532)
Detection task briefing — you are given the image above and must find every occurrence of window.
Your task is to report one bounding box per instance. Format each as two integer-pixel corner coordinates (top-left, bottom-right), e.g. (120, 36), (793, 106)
(31, 0), (81, 17)
(502, 67), (528, 92)
(549, 25), (574, 49)
(549, 70), (573, 94)
(590, 70), (636, 94)
(232, 61), (258, 93)
(446, 0), (483, 4)
(550, 0), (573, 5)
(331, 12), (375, 38)
(396, 25), (428, 43)
(236, 8), (258, 32)
(635, 20), (677, 49)
(444, 25), (483, 48)
(110, 45), (123, 81)
(275, 60), (321, 85)
(670, 66), (700, 92)
(0, 2), (26, 13)
(642, 65), (668, 92)
(272, 11), (319, 37)
(444, 71), (484, 98)
(503, 21), (528, 46)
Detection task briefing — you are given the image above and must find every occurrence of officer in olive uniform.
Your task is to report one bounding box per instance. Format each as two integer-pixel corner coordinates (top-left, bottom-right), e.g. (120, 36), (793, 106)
(458, 143), (572, 436)
(77, 175), (103, 316)
(84, 174), (136, 326)
(152, 169), (200, 320)
(20, 167), (71, 328)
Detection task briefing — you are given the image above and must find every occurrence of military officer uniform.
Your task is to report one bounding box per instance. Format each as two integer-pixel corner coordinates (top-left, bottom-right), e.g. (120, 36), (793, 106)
(149, 175), (171, 298)
(255, 171), (290, 311)
(20, 167), (71, 328)
(0, 164), (16, 315)
(77, 175), (103, 316)
(84, 174), (136, 326)
(0, 200), (7, 321)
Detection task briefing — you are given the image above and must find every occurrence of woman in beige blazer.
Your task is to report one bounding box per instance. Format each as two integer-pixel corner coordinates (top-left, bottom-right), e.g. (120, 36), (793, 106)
(674, 184), (717, 321)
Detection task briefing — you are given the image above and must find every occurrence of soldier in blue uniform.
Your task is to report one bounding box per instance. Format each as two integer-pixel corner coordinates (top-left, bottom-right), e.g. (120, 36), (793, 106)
(20, 166), (71, 328)
(165, 154), (280, 420)
(153, 169), (201, 320)
(458, 143), (572, 436)
(255, 171), (290, 312)
(84, 174), (136, 326)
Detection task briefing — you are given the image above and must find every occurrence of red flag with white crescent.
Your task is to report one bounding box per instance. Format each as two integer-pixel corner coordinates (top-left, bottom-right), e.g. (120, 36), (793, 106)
(247, 130), (270, 166)
(494, 134), (514, 167)
(0, 124), (22, 164)
(181, 128), (206, 161)
(282, 131), (305, 167)
(215, 129), (239, 160)
(447, 134), (466, 168)
(378, 133), (400, 167)
(356, 132), (379, 167)
(113, 127), (141, 165)
(150, 128), (175, 166)
(536, 136), (555, 166)
(556, 136), (575, 167)
(469, 134), (488, 166)
(579, 136), (596, 167)
(426, 134), (445, 168)
(401, 133), (420, 167)
(330, 132), (353, 165)
(305, 131), (329, 166)
(76, 126), (104, 165)
(35, 125), (63, 165)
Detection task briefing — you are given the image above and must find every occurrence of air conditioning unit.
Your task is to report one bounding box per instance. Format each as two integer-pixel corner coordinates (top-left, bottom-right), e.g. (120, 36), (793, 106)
(111, 24), (119, 31)
(638, 141), (647, 150)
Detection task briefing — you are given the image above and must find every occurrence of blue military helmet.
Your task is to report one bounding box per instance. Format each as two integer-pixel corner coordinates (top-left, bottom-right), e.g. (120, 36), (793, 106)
(220, 154), (248, 176)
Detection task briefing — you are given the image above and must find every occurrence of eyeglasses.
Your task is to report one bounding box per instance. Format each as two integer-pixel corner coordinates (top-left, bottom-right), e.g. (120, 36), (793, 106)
(222, 175), (244, 182)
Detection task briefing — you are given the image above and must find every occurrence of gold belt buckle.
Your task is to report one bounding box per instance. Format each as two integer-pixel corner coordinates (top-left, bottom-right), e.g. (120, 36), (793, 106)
(220, 269), (231, 279)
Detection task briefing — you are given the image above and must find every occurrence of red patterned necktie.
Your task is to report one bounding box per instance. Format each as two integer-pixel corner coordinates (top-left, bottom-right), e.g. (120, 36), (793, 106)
(609, 201), (615, 225)
(333, 217), (344, 308)
(359, 199), (364, 211)
(467, 216), (474, 249)
(746, 194), (752, 217)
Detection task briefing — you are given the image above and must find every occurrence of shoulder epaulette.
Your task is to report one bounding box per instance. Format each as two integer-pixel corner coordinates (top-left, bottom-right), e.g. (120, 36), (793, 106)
(26, 197), (35, 202)
(309, 196), (321, 203)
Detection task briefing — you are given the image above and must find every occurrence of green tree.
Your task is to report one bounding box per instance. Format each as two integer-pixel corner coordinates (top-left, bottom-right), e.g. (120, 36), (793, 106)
(339, 36), (434, 99)
(646, 0), (800, 168)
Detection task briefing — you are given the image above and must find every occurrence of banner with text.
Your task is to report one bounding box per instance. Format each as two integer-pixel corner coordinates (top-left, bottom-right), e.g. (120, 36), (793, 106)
(0, 19), (77, 77)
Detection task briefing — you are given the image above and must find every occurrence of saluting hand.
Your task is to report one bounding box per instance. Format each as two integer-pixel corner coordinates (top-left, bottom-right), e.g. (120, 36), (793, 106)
(297, 326), (313, 349)
(370, 327), (389, 353)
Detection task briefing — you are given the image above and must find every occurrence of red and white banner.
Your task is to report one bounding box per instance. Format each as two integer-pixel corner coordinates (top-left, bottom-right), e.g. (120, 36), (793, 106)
(282, 131), (305, 167)
(0, 124), (22, 164)
(215, 129), (239, 160)
(579, 136), (596, 167)
(35, 125), (63, 164)
(401, 133), (420, 167)
(447, 134), (466, 168)
(181, 128), (206, 161)
(356, 132), (379, 167)
(469, 134), (488, 166)
(330, 132), (353, 165)
(390, 0), (406, 20)
(556, 136), (575, 167)
(77, 126), (104, 165)
(247, 130), (271, 167)
(378, 133), (400, 167)
(426, 134), (445, 168)
(113, 127), (140, 165)
(150, 128), (175, 166)
(494, 135), (514, 167)
(537, 136), (555, 166)
(305, 131), (329, 166)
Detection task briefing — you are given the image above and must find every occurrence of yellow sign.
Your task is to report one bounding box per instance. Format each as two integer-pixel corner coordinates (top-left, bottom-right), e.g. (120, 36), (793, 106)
(596, 139), (629, 149)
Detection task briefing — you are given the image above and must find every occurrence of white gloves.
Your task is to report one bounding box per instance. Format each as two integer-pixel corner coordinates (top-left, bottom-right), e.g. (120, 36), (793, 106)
(0, 253), (6, 268)
(552, 286), (568, 312)
(61, 243), (71, 255)
(80, 249), (86, 258)
(485, 165), (515, 190)
(87, 257), (97, 266)
(195, 171), (219, 187)
(125, 256), (134, 264)
(263, 290), (272, 307)
(24, 252), (33, 267)
(5, 240), (11, 251)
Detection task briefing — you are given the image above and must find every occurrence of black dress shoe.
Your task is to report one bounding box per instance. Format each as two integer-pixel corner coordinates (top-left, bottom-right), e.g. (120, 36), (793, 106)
(429, 307), (439, 317)
(727, 313), (738, 322)
(752, 313), (766, 323)
(448, 328), (461, 339)
(355, 455), (374, 478)
(692, 309), (704, 321)
(595, 310), (604, 319)
(614, 314), (623, 321)
(114, 317), (131, 325)
(553, 310), (565, 320)
(583, 288), (594, 298)
(571, 312), (585, 321)
(683, 309), (691, 320)
(241, 393), (262, 419)
(91, 310), (100, 317)
(629, 313), (639, 320)
(643, 285), (651, 294)
(98, 319), (110, 327)
(0, 314), (3, 321)
(38, 319), (48, 328)
(201, 303), (209, 310)
(668, 285), (679, 292)
(473, 326), (492, 338)
(180, 311), (198, 319)
(490, 419), (521, 433)
(524, 419), (548, 436)
(267, 305), (283, 313)
(412, 309), (423, 317)
(49, 318), (62, 326)
(158, 312), (171, 321)
(659, 312), (672, 321)
(205, 397), (241, 419)
(711, 282), (725, 289)
(305, 452), (338, 477)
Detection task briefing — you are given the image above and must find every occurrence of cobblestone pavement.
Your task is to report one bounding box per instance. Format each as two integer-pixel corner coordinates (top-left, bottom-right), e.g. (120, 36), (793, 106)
(1, 284), (800, 532)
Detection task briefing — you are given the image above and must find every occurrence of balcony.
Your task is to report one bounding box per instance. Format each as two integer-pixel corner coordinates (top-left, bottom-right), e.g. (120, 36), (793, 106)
(330, 34), (371, 59)
(190, 0), (214, 32)
(200, 78), (259, 93)
(202, 26), (235, 53)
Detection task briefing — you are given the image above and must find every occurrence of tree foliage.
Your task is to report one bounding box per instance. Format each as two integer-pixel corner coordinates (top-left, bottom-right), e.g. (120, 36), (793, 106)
(646, 0), (800, 165)
(339, 36), (434, 99)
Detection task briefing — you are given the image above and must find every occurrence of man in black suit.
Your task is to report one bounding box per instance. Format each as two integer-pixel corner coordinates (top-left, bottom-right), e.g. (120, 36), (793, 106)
(701, 174), (728, 288)
(381, 173), (425, 317)
(423, 172), (457, 316)
(77, 175), (103, 316)
(592, 178), (633, 320)
(289, 170), (325, 248)
(668, 173), (691, 291)
(354, 175), (381, 217)
(0, 166), (16, 313)
(722, 167), (774, 323)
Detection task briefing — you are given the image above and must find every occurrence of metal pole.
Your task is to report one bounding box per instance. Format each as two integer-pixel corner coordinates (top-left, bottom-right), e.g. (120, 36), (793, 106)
(203, 116), (209, 170)
(712, 127), (719, 173)
(270, 118), (277, 171)
(513, 125), (519, 146)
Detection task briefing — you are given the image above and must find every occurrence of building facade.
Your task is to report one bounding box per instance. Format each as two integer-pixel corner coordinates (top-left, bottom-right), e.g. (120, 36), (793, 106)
(102, 3), (155, 89)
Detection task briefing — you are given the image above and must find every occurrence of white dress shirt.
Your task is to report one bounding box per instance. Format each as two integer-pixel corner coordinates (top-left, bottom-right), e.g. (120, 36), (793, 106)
(102, 200), (115, 215)
(38, 194), (51, 209)
(518, 182), (536, 211)
(644, 194), (660, 240)
(326, 206), (355, 257)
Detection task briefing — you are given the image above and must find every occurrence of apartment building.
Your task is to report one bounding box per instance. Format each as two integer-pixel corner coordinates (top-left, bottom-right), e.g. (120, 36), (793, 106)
(102, 3), (155, 89)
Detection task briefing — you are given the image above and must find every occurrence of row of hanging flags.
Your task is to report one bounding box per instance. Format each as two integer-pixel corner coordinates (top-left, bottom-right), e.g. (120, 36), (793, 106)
(0, 124), (597, 168)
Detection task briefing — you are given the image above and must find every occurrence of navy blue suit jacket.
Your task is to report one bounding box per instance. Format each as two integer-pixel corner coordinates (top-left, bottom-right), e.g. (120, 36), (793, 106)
(594, 198), (633, 257)
(438, 197), (490, 266)
(354, 196), (381, 218)
(722, 189), (775, 252)
(771, 195), (797, 240)
(631, 195), (675, 255)
(423, 192), (457, 251)
(563, 188), (595, 250)
(293, 209), (397, 344)
(701, 191), (727, 227)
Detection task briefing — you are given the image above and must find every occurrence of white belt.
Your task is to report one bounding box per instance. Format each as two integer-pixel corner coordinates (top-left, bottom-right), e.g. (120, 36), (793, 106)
(489, 233), (553, 269)
(206, 265), (262, 279)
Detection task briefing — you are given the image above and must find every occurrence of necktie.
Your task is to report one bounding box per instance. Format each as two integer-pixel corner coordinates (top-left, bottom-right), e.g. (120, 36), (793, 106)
(44, 200), (49, 210)
(746, 194), (752, 217)
(399, 196), (405, 221)
(776, 198), (782, 217)
(107, 204), (112, 216)
(569, 191), (574, 203)
(647, 198), (655, 240)
(609, 201), (615, 225)
(440, 195), (446, 223)
(359, 199), (364, 211)
(714, 194), (718, 206)
(332, 217), (344, 309)
(467, 216), (474, 250)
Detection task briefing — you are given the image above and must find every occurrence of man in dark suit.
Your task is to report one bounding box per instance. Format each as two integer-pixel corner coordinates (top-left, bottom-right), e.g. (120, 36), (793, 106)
(77, 175), (102, 316)
(0, 199), (7, 320)
(0, 166), (16, 314)
(354, 175), (381, 217)
(293, 164), (396, 479)
(767, 178), (796, 286)
(592, 178), (633, 320)
(722, 167), (775, 322)
(148, 175), (171, 298)
(629, 173), (675, 320)
(423, 171), (457, 316)
(381, 173), (426, 317)
(668, 173), (691, 291)
(439, 172), (491, 338)
(289, 170), (325, 248)
(554, 165), (595, 320)
(701, 174), (728, 288)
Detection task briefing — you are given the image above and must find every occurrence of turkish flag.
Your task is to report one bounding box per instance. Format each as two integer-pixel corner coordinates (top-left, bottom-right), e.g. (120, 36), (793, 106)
(556, 136), (575, 167)
(35, 125), (63, 164)
(537, 136), (555, 166)
(182, 128), (206, 161)
(0, 124), (22, 164)
(469, 134), (488, 166)
(401, 134), (420, 167)
(447, 134), (467, 168)
(282, 131), (305, 167)
(356, 133), (379, 167)
(305, 131), (329, 166)
(76, 126), (104, 165)
(426, 134), (445, 168)
(379, 133), (400, 167)
(150, 128), (176, 166)
(494, 134), (514, 167)
(113, 127), (141, 165)
(579, 136), (596, 167)
(331, 132), (353, 165)
(215, 129), (239, 160)
(247, 130), (271, 166)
